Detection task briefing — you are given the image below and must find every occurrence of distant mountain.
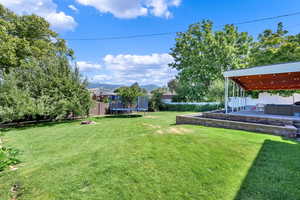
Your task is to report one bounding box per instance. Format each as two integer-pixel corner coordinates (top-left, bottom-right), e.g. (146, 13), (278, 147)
(88, 83), (123, 91)
(88, 83), (159, 92)
(141, 84), (159, 91)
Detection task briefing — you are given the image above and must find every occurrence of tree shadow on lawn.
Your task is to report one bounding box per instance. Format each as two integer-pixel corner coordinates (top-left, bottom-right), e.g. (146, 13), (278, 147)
(235, 139), (300, 200)
(0, 120), (79, 132)
(94, 114), (143, 119)
(0, 114), (143, 132)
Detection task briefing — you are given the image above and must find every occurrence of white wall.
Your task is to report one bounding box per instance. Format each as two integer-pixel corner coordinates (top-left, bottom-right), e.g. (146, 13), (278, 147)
(229, 92), (300, 107)
(162, 99), (172, 104)
(163, 100), (220, 106)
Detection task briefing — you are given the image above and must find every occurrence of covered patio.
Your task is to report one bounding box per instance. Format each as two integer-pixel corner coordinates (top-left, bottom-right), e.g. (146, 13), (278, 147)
(176, 62), (300, 137)
(224, 62), (300, 116)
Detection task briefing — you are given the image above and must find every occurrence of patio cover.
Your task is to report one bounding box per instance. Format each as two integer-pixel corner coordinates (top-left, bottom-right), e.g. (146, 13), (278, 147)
(223, 62), (300, 91)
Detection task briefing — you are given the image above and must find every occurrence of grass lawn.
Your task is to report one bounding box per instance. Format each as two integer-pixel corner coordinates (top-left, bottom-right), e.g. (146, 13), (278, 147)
(1, 112), (300, 200)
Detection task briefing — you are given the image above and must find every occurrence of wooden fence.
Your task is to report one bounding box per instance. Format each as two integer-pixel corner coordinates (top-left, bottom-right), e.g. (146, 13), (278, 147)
(89, 102), (109, 116)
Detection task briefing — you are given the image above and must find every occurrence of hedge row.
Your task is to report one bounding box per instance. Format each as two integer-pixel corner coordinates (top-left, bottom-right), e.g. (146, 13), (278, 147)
(161, 103), (223, 112)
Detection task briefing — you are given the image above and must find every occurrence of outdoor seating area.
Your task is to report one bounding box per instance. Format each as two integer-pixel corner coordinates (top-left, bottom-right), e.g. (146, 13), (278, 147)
(264, 104), (300, 116)
(230, 110), (300, 121)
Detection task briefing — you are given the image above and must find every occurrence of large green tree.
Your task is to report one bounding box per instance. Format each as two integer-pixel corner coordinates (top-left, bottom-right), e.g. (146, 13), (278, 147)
(0, 4), (91, 122)
(248, 22), (300, 97)
(250, 22), (300, 66)
(169, 20), (253, 101)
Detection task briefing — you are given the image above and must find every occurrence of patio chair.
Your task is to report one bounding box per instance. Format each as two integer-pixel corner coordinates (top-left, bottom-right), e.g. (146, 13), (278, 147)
(256, 104), (265, 112)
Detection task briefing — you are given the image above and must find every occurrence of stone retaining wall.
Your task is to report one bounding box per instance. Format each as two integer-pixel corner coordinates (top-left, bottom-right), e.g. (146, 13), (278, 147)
(202, 111), (296, 126)
(176, 114), (298, 137)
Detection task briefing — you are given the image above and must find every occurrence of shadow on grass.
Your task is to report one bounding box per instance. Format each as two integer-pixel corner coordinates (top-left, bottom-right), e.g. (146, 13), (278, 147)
(235, 139), (300, 200)
(92, 114), (142, 120)
(169, 123), (179, 126)
(0, 120), (80, 132)
(1, 114), (143, 132)
(103, 114), (143, 119)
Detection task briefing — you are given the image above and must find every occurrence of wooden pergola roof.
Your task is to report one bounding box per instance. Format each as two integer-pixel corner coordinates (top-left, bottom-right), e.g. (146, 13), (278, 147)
(223, 62), (300, 91)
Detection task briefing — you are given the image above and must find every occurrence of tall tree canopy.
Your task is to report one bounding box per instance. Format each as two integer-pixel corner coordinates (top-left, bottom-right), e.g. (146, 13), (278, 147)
(170, 21), (300, 102)
(0, 4), (91, 122)
(250, 22), (300, 66)
(248, 22), (300, 97)
(170, 20), (253, 101)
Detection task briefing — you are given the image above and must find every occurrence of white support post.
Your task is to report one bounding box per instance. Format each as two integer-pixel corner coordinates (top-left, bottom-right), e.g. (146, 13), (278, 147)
(244, 90), (247, 110)
(225, 77), (229, 114)
(243, 89), (246, 110)
(239, 86), (242, 111)
(241, 88), (245, 111)
(237, 86), (240, 112)
(241, 88), (244, 110)
(233, 82), (236, 112)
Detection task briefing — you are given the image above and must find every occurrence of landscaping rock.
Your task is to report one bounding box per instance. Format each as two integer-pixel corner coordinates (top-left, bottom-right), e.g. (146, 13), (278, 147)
(80, 121), (96, 125)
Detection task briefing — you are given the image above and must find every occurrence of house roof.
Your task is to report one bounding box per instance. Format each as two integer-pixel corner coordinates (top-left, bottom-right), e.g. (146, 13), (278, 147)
(161, 95), (175, 99)
(223, 62), (300, 91)
(88, 88), (117, 96)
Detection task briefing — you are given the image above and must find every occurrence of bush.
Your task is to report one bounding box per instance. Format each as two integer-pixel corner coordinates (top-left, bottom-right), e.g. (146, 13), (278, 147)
(149, 88), (165, 111)
(161, 103), (222, 112)
(0, 146), (20, 171)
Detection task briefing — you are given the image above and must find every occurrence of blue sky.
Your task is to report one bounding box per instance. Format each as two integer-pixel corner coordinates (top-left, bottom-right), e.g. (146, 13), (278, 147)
(1, 0), (300, 86)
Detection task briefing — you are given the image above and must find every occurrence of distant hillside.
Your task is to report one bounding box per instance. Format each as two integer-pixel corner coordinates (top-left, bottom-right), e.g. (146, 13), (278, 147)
(88, 83), (123, 91)
(141, 84), (159, 91)
(88, 83), (159, 92)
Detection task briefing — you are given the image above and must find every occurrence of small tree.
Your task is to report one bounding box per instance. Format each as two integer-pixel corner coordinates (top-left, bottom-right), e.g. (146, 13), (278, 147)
(149, 88), (165, 111)
(167, 79), (178, 94)
(115, 83), (146, 107)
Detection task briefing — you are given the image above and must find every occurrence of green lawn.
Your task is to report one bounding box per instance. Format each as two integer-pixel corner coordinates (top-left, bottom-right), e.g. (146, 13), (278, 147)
(1, 112), (300, 200)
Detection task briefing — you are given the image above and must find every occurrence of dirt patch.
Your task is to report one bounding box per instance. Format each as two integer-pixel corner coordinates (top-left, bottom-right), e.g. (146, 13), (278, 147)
(142, 123), (192, 135)
(142, 123), (161, 129)
(168, 127), (193, 134)
(144, 115), (159, 119)
(155, 127), (193, 135)
(155, 130), (164, 134)
(80, 120), (96, 125)
(10, 183), (23, 200)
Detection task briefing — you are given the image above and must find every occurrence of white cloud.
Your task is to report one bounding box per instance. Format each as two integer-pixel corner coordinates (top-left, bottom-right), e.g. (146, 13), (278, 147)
(91, 53), (177, 85)
(170, 0), (181, 6)
(77, 61), (102, 71)
(45, 12), (77, 31)
(68, 5), (78, 12)
(147, 0), (171, 18)
(75, 0), (181, 19)
(0, 0), (77, 31)
(92, 74), (112, 82)
(103, 53), (173, 71)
